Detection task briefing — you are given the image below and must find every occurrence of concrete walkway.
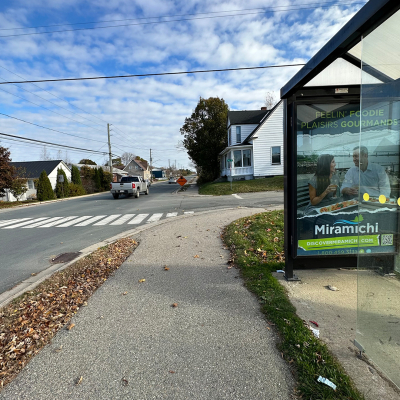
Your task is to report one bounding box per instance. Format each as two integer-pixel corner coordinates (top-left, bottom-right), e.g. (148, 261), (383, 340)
(0, 207), (295, 399)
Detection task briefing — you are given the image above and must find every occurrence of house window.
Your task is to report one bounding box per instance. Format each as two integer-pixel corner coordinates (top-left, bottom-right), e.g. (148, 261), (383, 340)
(233, 150), (242, 167)
(272, 146), (281, 164)
(243, 150), (251, 167)
(28, 180), (34, 189)
(236, 126), (241, 143)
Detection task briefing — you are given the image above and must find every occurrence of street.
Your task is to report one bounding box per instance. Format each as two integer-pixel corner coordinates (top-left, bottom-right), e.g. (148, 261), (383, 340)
(0, 181), (283, 295)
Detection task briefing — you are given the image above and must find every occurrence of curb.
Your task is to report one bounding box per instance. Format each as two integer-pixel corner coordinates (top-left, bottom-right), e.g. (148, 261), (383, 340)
(0, 191), (106, 214)
(0, 206), (282, 309)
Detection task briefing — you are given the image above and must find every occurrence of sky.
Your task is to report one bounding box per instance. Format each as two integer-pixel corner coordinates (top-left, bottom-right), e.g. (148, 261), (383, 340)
(0, 0), (367, 170)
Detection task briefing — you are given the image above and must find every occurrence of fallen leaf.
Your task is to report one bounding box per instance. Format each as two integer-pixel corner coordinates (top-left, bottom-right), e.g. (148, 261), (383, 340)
(169, 370), (175, 373)
(309, 320), (319, 327)
(138, 279), (146, 283)
(67, 323), (75, 330)
(123, 292), (128, 295)
(193, 255), (199, 258)
(31, 273), (37, 276)
(76, 376), (83, 385)
(172, 303), (178, 308)
(164, 267), (170, 271)
(122, 378), (129, 386)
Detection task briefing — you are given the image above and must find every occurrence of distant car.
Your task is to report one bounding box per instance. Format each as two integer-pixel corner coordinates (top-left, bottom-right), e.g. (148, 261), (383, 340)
(169, 177), (177, 184)
(145, 179), (152, 187)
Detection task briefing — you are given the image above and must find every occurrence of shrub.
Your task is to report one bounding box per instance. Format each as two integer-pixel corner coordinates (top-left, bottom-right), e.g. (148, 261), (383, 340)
(68, 182), (86, 197)
(37, 170), (55, 201)
(71, 165), (82, 185)
(55, 168), (70, 198)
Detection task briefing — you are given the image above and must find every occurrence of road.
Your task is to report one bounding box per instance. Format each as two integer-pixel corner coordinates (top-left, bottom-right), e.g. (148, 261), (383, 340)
(0, 179), (283, 295)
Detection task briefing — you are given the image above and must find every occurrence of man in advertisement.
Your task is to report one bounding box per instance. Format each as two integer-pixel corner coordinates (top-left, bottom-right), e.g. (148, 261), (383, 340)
(341, 146), (391, 199)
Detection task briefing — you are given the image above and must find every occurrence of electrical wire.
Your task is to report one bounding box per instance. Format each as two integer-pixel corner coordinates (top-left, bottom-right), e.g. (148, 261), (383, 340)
(0, 132), (110, 155)
(0, 112), (106, 143)
(0, 2), (365, 38)
(0, 2), (362, 31)
(0, 63), (306, 85)
(0, 64), (109, 128)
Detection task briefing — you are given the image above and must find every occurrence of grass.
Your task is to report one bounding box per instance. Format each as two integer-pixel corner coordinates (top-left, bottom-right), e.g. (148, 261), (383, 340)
(198, 176), (284, 195)
(0, 200), (39, 209)
(223, 210), (364, 400)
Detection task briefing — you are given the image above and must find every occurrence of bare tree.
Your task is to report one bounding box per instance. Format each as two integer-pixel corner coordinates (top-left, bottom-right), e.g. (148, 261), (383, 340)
(121, 152), (136, 166)
(265, 91), (279, 109)
(40, 146), (52, 161)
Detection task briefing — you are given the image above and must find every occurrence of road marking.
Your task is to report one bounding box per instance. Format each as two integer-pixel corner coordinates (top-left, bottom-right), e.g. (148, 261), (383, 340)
(93, 214), (121, 226)
(0, 218), (32, 227)
(0, 211), (196, 229)
(110, 214), (136, 225)
(146, 213), (163, 223)
(128, 214), (148, 224)
(39, 216), (79, 228)
(23, 217), (66, 228)
(2, 217), (50, 229)
(57, 216), (93, 227)
(74, 215), (106, 226)
(232, 194), (243, 199)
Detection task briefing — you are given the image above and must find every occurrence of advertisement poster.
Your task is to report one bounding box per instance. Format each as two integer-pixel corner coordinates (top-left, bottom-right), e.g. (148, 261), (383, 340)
(296, 102), (399, 256)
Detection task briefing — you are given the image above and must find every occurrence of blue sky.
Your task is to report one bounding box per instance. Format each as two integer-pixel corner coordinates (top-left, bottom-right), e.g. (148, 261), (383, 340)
(0, 0), (366, 169)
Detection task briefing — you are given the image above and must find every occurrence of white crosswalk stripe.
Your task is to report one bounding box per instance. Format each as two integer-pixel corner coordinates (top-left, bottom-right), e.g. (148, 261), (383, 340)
(56, 216), (92, 227)
(146, 213), (163, 223)
(128, 214), (148, 224)
(0, 211), (193, 229)
(93, 214), (121, 226)
(74, 215), (106, 226)
(23, 217), (66, 228)
(0, 218), (32, 227)
(110, 214), (136, 225)
(2, 217), (50, 229)
(39, 216), (80, 228)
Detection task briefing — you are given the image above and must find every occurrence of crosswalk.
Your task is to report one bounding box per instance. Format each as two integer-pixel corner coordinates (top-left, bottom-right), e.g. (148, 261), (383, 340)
(0, 211), (195, 230)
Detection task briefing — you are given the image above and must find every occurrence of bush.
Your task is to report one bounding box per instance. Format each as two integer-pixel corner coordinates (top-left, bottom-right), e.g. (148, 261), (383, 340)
(71, 165), (82, 185)
(68, 182), (86, 197)
(37, 170), (55, 201)
(55, 168), (70, 198)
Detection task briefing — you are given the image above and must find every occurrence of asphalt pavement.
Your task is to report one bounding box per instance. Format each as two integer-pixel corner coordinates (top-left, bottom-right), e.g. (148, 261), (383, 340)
(0, 200), (294, 399)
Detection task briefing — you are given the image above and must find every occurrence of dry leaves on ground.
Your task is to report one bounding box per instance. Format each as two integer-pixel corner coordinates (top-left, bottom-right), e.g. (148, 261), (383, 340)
(0, 237), (138, 391)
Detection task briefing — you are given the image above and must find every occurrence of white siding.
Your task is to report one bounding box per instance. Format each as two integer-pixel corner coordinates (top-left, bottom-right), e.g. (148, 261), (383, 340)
(48, 162), (71, 190)
(253, 102), (284, 176)
(230, 124), (258, 144)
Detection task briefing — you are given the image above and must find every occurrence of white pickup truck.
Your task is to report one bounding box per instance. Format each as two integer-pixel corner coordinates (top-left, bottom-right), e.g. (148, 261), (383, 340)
(110, 176), (149, 199)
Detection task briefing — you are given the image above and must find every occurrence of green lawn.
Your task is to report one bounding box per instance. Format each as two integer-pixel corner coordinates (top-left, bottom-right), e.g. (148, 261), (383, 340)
(223, 210), (364, 400)
(198, 176), (284, 195)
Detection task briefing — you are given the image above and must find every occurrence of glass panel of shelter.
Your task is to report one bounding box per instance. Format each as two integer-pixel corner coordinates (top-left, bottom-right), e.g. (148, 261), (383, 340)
(357, 9), (400, 389)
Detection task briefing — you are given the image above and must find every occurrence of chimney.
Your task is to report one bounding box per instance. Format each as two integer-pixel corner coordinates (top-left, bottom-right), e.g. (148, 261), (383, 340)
(261, 107), (267, 110)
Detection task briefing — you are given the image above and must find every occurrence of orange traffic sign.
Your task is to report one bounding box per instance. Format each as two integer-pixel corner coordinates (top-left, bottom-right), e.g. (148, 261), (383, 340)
(177, 177), (187, 186)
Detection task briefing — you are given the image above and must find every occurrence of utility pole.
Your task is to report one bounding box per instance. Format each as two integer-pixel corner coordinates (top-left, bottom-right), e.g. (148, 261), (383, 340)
(150, 148), (152, 173)
(107, 123), (113, 176)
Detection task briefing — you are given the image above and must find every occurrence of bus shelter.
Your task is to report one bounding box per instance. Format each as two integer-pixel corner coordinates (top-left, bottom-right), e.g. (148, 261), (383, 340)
(281, 0), (400, 387)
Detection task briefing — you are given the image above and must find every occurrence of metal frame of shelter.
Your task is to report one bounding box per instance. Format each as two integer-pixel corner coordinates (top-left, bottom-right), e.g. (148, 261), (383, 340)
(280, 0), (400, 280)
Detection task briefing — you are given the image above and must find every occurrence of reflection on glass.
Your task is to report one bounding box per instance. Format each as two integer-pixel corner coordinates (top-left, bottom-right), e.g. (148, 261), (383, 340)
(357, 9), (400, 389)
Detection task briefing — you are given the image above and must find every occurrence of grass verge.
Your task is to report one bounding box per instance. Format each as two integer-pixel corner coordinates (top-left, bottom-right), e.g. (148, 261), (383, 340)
(0, 200), (39, 209)
(198, 176), (284, 195)
(223, 210), (364, 399)
(0, 237), (138, 391)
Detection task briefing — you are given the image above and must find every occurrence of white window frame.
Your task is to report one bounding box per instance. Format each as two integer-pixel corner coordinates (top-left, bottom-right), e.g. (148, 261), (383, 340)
(28, 180), (34, 189)
(271, 146), (281, 165)
(236, 126), (241, 143)
(242, 149), (251, 167)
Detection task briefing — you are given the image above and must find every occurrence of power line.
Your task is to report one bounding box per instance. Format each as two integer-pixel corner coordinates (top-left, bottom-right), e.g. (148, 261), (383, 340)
(0, 132), (110, 155)
(0, 2), (365, 38)
(0, 84), (106, 134)
(0, 112), (107, 143)
(0, 63), (306, 85)
(0, 64), (109, 128)
(0, 2), (358, 31)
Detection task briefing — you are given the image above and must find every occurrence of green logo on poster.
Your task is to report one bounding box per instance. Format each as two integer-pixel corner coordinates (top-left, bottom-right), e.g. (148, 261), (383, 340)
(350, 215), (364, 223)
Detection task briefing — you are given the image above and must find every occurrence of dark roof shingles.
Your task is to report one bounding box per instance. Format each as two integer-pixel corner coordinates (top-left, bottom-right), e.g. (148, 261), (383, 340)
(228, 110), (269, 126)
(10, 160), (63, 179)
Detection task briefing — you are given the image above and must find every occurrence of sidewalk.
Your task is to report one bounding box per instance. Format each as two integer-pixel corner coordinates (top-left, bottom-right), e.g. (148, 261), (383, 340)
(0, 207), (295, 399)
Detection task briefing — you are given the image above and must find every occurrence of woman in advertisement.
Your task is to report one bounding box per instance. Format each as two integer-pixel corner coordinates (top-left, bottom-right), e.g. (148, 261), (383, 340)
(304, 154), (339, 214)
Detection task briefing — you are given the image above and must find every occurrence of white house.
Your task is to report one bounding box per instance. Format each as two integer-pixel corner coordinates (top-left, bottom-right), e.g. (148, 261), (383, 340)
(1, 160), (71, 202)
(220, 102), (284, 181)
